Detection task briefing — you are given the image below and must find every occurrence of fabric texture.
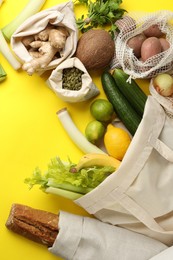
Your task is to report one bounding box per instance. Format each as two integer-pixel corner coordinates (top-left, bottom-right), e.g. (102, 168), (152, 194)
(49, 211), (167, 260)
(11, 1), (78, 74)
(150, 246), (173, 259)
(47, 57), (100, 102)
(75, 94), (173, 245)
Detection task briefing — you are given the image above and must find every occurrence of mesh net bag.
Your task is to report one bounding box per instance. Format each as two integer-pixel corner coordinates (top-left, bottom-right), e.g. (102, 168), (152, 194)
(110, 10), (173, 79)
(149, 79), (173, 119)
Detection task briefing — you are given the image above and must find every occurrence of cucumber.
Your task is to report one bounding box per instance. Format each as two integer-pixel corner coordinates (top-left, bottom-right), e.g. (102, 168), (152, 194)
(101, 71), (142, 136)
(112, 69), (147, 117)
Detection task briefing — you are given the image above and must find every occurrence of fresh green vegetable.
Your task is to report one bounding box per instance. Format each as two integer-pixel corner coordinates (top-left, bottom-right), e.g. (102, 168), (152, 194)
(2, 0), (46, 41)
(24, 156), (115, 200)
(0, 0), (46, 70)
(90, 98), (114, 122)
(74, 0), (126, 35)
(57, 107), (106, 154)
(0, 0), (20, 70)
(101, 71), (142, 136)
(0, 31), (21, 70)
(0, 63), (7, 82)
(45, 187), (83, 200)
(112, 69), (147, 116)
(85, 120), (105, 144)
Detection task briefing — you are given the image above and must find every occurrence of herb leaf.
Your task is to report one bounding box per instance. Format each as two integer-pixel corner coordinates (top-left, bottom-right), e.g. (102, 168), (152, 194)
(74, 0), (126, 35)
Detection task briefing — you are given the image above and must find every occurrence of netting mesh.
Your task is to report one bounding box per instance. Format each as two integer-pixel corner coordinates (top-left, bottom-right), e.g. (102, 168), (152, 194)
(110, 10), (173, 79)
(149, 80), (173, 119)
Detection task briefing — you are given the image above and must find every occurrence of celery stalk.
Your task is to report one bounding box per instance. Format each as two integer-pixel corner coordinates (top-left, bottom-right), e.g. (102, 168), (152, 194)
(24, 156), (114, 200)
(2, 0), (47, 41)
(45, 187), (83, 200)
(47, 179), (93, 194)
(0, 63), (7, 82)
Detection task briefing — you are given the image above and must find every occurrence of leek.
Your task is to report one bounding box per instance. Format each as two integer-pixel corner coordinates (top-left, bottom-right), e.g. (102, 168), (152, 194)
(0, 63), (7, 82)
(0, 31), (21, 70)
(0, 0), (46, 70)
(2, 0), (47, 41)
(57, 108), (106, 155)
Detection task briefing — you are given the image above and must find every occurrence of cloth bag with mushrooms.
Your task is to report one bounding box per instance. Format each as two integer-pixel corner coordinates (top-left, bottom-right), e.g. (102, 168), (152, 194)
(47, 57), (100, 102)
(11, 1), (78, 75)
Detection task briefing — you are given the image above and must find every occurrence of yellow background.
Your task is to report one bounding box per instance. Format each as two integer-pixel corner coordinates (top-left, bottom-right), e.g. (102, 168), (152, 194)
(0, 0), (172, 259)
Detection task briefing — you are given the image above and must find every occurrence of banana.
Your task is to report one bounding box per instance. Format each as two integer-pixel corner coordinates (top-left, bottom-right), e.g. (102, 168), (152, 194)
(76, 153), (121, 171)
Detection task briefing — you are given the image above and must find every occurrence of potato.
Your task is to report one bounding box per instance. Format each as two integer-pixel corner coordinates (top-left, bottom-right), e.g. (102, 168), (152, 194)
(143, 24), (164, 38)
(159, 38), (170, 51)
(141, 37), (162, 61)
(127, 33), (146, 58)
(75, 29), (115, 70)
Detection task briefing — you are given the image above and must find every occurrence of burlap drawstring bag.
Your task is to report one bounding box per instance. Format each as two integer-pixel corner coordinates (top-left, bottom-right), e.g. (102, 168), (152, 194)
(110, 10), (173, 79)
(75, 87), (173, 246)
(47, 57), (100, 102)
(11, 1), (78, 74)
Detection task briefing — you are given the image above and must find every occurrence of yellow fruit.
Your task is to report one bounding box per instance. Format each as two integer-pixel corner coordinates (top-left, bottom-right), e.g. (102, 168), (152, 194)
(104, 124), (131, 160)
(76, 153), (121, 171)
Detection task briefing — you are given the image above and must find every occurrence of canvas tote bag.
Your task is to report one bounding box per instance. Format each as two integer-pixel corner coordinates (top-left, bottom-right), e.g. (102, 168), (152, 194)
(75, 85), (173, 246)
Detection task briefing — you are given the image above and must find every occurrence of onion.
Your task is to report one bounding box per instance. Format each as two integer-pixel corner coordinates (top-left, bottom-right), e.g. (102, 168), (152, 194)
(153, 73), (173, 97)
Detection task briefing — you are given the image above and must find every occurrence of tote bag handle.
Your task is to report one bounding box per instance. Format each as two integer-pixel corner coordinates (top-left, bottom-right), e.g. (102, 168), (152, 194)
(149, 136), (173, 162)
(76, 97), (173, 234)
(112, 186), (165, 232)
(112, 134), (173, 233)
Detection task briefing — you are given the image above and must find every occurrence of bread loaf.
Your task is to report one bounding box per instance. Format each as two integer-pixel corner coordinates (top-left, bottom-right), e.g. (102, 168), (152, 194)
(6, 203), (59, 247)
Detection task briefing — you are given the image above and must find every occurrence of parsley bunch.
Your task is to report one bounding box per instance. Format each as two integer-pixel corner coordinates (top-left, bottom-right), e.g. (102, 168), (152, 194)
(74, 0), (126, 35)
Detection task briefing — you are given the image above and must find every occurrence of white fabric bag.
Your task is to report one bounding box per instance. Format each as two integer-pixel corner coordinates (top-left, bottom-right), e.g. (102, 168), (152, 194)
(75, 88), (173, 246)
(47, 57), (100, 102)
(49, 211), (167, 260)
(11, 1), (78, 74)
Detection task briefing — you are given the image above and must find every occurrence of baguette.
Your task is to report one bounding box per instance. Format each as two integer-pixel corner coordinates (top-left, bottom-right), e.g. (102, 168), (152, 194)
(6, 203), (59, 247)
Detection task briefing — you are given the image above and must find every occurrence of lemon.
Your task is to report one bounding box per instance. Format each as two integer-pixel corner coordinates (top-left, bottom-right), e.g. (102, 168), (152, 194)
(90, 99), (114, 122)
(104, 124), (131, 160)
(85, 120), (105, 144)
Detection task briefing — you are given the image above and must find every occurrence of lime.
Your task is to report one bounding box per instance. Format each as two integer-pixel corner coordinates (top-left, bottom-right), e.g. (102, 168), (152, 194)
(85, 120), (105, 144)
(90, 99), (114, 122)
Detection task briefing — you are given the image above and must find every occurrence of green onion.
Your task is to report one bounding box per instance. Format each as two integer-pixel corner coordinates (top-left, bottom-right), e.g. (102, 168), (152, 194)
(0, 63), (7, 82)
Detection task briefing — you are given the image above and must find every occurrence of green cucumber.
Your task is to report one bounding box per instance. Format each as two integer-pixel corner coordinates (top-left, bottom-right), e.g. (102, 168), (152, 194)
(112, 69), (147, 117)
(101, 71), (142, 136)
